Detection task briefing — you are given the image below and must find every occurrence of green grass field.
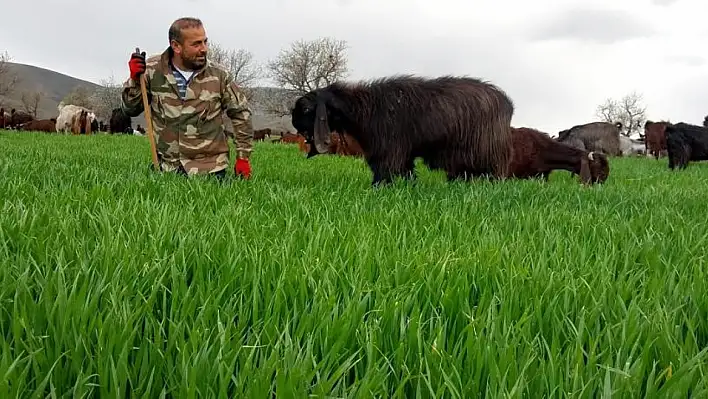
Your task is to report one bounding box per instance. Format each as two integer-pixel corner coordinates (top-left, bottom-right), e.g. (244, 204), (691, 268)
(1, 131), (707, 397)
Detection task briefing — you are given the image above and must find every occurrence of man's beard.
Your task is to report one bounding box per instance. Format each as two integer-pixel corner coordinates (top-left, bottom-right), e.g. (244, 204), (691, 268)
(184, 54), (207, 70)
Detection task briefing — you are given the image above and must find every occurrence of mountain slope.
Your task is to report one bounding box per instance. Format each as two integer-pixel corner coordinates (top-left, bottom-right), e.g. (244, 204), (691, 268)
(0, 62), (102, 120)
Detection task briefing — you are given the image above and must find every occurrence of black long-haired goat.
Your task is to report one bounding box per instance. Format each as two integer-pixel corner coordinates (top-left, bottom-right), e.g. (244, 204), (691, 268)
(291, 75), (515, 186)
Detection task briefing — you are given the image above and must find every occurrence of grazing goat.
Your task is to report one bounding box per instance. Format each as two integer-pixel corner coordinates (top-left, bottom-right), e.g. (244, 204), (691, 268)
(281, 131), (360, 157)
(254, 128), (271, 141)
(643, 120), (669, 158)
(556, 121), (622, 156)
(279, 132), (309, 152)
(71, 109), (92, 134)
(20, 118), (56, 132)
(328, 132), (364, 157)
(509, 127), (609, 184)
(280, 132), (303, 143)
(665, 122), (708, 170)
(56, 103), (95, 134)
(109, 107), (132, 134)
(291, 75), (514, 186)
(5, 109), (34, 129)
(298, 132), (364, 157)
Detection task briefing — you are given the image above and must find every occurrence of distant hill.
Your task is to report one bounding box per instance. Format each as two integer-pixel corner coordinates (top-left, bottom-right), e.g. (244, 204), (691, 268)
(0, 62), (294, 132)
(0, 62), (103, 120)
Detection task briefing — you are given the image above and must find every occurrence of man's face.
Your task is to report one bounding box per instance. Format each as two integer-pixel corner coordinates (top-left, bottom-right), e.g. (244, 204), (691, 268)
(172, 26), (208, 70)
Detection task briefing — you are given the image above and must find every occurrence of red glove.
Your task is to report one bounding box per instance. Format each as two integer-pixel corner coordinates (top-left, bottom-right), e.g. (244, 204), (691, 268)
(129, 50), (146, 81)
(234, 158), (251, 179)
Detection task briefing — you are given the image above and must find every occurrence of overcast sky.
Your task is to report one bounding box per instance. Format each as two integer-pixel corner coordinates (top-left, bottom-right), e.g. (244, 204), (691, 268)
(2, 0), (707, 134)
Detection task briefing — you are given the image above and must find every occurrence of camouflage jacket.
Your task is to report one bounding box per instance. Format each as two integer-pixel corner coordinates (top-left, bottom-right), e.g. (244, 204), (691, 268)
(121, 47), (253, 175)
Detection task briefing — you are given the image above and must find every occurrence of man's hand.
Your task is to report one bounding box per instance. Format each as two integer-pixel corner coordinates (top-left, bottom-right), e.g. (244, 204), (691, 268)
(129, 50), (146, 81)
(234, 158), (251, 179)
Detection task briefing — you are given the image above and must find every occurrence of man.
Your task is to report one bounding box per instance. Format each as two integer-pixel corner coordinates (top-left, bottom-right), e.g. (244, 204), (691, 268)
(121, 17), (253, 179)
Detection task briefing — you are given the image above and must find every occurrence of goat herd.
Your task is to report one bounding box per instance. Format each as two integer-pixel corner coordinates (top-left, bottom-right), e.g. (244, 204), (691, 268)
(3, 75), (707, 186)
(0, 104), (144, 135)
(287, 75), (708, 186)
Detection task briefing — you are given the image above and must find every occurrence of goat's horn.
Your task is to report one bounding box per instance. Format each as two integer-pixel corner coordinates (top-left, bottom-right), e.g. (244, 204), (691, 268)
(588, 151), (594, 161)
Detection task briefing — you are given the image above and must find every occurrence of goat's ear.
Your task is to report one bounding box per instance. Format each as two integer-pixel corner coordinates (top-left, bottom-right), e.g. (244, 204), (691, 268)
(312, 100), (331, 154)
(579, 156), (592, 185)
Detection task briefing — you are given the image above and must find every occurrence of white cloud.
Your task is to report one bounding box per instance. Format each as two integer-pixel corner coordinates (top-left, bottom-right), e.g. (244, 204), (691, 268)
(2, 0), (707, 133)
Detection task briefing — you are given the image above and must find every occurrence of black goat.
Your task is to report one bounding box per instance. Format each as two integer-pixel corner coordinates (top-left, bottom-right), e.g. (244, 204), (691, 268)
(291, 75), (515, 186)
(666, 122), (708, 170)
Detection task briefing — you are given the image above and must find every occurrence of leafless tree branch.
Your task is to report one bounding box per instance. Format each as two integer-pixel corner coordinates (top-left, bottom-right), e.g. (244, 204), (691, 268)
(62, 85), (94, 110)
(259, 88), (300, 118)
(0, 51), (18, 98)
(208, 42), (263, 101)
(20, 90), (43, 117)
(261, 37), (349, 118)
(595, 91), (647, 137)
(88, 74), (123, 121)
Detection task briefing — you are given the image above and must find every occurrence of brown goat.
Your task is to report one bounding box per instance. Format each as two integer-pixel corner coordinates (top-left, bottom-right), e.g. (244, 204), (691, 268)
(70, 111), (82, 134)
(277, 131), (363, 158)
(280, 132), (307, 148)
(509, 127), (609, 184)
(84, 111), (93, 134)
(253, 128), (272, 141)
(644, 120), (669, 158)
(71, 110), (92, 134)
(20, 118), (56, 132)
(280, 132), (303, 142)
(329, 132), (364, 157)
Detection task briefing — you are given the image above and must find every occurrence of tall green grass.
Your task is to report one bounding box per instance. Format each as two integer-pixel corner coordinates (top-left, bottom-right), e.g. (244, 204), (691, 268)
(1, 131), (707, 397)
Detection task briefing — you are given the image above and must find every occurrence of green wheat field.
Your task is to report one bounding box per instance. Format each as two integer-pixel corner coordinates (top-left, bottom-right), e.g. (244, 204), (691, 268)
(1, 131), (707, 398)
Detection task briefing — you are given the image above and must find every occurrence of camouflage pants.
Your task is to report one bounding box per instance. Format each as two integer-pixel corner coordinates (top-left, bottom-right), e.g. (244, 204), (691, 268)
(174, 164), (227, 181)
(149, 160), (228, 181)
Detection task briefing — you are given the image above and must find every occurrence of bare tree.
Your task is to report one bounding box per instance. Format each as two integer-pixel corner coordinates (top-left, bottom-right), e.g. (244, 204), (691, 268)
(61, 85), (94, 109)
(88, 74), (123, 121)
(20, 90), (43, 117)
(208, 42), (263, 101)
(262, 37), (349, 117)
(595, 91), (647, 137)
(0, 51), (18, 98)
(258, 88), (302, 118)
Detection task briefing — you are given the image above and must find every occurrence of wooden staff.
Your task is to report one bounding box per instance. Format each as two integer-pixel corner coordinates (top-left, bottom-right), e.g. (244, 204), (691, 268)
(135, 47), (159, 169)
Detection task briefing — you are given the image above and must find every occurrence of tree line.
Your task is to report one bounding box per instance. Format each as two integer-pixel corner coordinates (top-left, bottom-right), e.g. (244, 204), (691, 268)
(1, 41), (647, 134)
